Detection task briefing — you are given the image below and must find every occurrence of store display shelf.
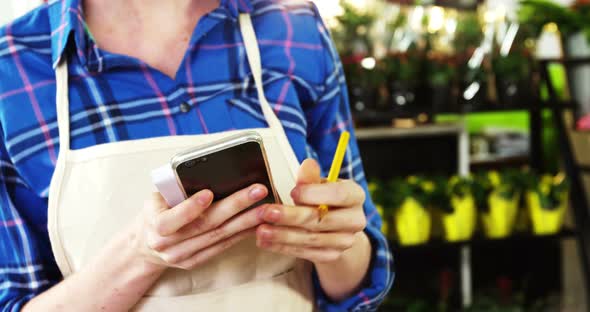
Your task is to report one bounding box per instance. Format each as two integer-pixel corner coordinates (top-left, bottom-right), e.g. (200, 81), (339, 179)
(355, 123), (464, 140)
(469, 155), (530, 166)
(538, 57), (590, 67)
(389, 228), (578, 251)
(385, 0), (481, 10)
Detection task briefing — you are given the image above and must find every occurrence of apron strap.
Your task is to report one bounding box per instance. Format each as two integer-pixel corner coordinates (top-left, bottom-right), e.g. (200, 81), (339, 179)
(55, 60), (71, 152)
(238, 14), (300, 178)
(54, 16), (300, 175)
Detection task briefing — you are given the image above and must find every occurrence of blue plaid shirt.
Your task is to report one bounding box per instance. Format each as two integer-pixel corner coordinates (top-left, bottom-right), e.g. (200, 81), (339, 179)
(0, 0), (393, 311)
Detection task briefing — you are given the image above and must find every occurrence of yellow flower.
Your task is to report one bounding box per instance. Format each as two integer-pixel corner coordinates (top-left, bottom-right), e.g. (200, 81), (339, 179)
(422, 181), (435, 192)
(541, 175), (552, 187)
(407, 175), (418, 184)
(488, 171), (501, 187)
(368, 182), (378, 193)
(553, 172), (566, 185)
(376, 205), (389, 235)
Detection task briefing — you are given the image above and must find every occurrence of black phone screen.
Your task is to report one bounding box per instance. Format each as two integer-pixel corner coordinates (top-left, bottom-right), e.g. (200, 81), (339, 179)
(175, 141), (276, 206)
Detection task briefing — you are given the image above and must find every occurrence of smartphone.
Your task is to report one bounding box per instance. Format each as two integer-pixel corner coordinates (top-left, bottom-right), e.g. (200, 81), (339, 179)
(171, 132), (278, 208)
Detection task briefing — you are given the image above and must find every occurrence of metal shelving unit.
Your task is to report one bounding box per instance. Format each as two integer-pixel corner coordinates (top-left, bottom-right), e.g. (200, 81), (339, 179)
(538, 57), (590, 311)
(356, 121), (474, 307)
(353, 70), (585, 307)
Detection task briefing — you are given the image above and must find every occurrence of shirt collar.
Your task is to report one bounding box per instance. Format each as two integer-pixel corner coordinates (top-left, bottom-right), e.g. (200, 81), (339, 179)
(48, 0), (88, 69)
(221, 0), (253, 18)
(48, 0), (253, 71)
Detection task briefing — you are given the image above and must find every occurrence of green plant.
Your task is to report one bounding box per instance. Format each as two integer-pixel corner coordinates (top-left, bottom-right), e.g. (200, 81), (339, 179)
(389, 176), (433, 209)
(368, 179), (389, 209)
(426, 54), (458, 87)
(426, 175), (472, 214)
(333, 1), (376, 56)
(383, 51), (423, 83)
(471, 171), (518, 212)
(454, 13), (483, 53)
(530, 172), (569, 210)
(492, 52), (531, 82)
(464, 295), (525, 312)
(519, 0), (590, 42)
(343, 59), (386, 89)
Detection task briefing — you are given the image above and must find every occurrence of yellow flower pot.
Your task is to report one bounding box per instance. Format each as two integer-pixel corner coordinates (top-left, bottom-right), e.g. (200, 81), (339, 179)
(442, 195), (477, 242)
(394, 198), (431, 246)
(527, 191), (568, 235)
(481, 191), (520, 239)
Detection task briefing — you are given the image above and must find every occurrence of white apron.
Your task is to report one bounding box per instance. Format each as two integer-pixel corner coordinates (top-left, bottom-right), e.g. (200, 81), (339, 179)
(47, 14), (314, 311)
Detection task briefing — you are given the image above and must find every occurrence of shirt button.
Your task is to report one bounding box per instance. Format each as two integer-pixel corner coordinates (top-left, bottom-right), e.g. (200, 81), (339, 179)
(180, 102), (191, 113)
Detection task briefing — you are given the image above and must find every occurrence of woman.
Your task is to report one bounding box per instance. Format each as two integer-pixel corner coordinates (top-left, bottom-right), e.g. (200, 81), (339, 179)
(0, 0), (393, 311)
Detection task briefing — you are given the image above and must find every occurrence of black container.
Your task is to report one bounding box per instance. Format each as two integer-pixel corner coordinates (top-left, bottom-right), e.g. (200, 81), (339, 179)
(459, 80), (488, 112)
(389, 80), (434, 119)
(348, 83), (377, 114)
(431, 84), (458, 114)
(495, 78), (529, 109)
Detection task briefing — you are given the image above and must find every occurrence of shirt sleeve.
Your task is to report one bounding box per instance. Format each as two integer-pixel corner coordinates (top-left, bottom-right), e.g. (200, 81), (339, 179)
(0, 127), (60, 311)
(306, 7), (395, 312)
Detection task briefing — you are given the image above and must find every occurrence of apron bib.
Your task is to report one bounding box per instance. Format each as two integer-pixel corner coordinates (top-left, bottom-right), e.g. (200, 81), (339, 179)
(47, 14), (314, 311)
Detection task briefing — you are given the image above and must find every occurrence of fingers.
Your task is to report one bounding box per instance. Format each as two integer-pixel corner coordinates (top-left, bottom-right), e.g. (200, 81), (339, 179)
(175, 229), (254, 270)
(256, 224), (356, 250)
(154, 183), (266, 239)
(147, 184), (267, 251)
(200, 184), (267, 232)
(155, 207), (264, 265)
(257, 241), (343, 264)
(258, 204), (367, 233)
(297, 159), (322, 186)
(290, 180), (366, 207)
(154, 190), (214, 236)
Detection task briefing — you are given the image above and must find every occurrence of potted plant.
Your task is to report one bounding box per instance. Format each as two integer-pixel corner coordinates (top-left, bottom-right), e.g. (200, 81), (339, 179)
(526, 172), (569, 235)
(520, 0), (590, 117)
(492, 50), (532, 109)
(454, 13), (488, 112)
(473, 171), (520, 239)
(389, 176), (432, 246)
(343, 58), (386, 114)
(368, 180), (391, 238)
(426, 53), (459, 113)
(383, 50), (424, 118)
(428, 176), (477, 242)
(333, 1), (381, 115)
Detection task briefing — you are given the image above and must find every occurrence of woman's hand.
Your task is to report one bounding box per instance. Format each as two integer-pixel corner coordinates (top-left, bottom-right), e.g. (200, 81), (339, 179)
(131, 183), (269, 270)
(255, 159), (367, 264)
(24, 184), (271, 312)
(255, 159), (373, 301)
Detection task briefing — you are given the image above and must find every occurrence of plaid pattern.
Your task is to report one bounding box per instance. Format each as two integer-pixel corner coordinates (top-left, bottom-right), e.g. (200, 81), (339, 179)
(0, 0), (394, 311)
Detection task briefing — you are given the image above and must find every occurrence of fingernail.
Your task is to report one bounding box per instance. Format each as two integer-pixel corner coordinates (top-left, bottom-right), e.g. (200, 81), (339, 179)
(290, 187), (300, 200)
(197, 190), (213, 205)
(256, 206), (266, 220)
(265, 209), (281, 223)
(249, 186), (266, 200)
(259, 229), (273, 240)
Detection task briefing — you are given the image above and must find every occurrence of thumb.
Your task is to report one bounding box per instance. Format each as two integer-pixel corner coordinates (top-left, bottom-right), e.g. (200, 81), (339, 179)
(297, 158), (322, 185)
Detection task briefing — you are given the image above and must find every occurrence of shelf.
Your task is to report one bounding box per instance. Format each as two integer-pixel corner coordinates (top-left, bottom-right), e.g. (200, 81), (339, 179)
(385, 0), (481, 10)
(355, 123), (464, 140)
(390, 228), (578, 251)
(538, 57), (590, 67)
(469, 155), (529, 166)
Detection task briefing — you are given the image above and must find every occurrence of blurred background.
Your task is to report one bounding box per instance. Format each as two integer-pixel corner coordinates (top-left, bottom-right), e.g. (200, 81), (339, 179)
(4, 0), (590, 311)
(308, 0), (590, 311)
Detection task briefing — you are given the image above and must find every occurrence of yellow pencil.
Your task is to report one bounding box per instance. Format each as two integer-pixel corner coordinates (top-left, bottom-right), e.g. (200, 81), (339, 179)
(318, 131), (350, 221)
